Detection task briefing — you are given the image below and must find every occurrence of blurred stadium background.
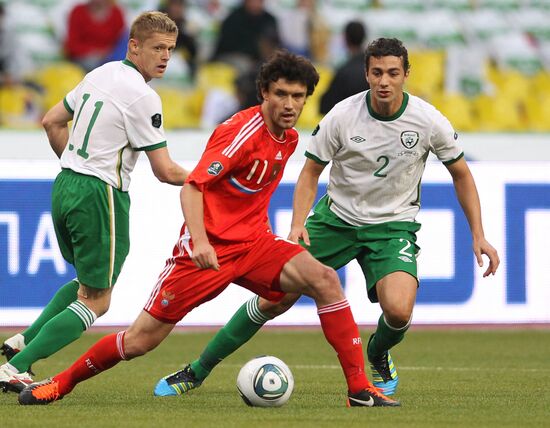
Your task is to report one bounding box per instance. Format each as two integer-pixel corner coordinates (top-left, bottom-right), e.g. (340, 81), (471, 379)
(1, 0), (549, 328)
(1, 3), (549, 424)
(1, 0), (550, 131)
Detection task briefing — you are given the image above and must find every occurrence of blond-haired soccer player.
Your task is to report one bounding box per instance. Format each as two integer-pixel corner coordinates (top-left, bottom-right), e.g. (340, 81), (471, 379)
(0, 11), (188, 393)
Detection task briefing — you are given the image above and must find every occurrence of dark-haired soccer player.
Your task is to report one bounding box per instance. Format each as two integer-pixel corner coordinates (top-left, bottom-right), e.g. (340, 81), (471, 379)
(154, 37), (500, 398)
(19, 49), (398, 408)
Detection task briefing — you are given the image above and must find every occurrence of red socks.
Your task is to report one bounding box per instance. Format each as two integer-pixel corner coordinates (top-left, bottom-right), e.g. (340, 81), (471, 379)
(318, 300), (370, 393)
(53, 331), (126, 395)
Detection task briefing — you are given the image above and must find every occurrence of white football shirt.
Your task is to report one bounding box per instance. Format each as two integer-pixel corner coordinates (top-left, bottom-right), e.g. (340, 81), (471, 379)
(61, 60), (167, 191)
(307, 90), (463, 225)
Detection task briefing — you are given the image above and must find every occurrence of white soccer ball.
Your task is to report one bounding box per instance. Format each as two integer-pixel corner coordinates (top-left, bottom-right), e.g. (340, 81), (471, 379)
(236, 355), (294, 407)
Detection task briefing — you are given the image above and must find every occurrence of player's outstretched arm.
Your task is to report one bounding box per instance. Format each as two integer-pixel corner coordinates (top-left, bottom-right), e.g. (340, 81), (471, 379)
(146, 147), (189, 185)
(288, 158), (326, 245)
(42, 100), (73, 158)
(446, 157), (500, 276)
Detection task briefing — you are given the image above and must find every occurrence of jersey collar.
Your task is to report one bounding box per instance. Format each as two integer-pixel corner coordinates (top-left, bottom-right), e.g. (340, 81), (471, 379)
(122, 59), (139, 72)
(366, 90), (409, 122)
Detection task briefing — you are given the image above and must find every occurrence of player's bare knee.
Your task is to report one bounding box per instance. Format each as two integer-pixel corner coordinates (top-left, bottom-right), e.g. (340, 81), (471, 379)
(308, 265), (342, 300)
(384, 307), (412, 328)
(259, 294), (298, 318)
(78, 286), (111, 317)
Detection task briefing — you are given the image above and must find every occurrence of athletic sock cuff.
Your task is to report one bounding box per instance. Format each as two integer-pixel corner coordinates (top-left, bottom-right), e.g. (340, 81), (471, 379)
(67, 301), (98, 330)
(317, 299), (350, 315)
(116, 331), (127, 360)
(246, 296), (271, 324)
(383, 314), (412, 331)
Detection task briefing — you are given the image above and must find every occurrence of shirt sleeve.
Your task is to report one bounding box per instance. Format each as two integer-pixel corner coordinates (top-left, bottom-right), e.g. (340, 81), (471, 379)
(429, 109), (463, 165)
(124, 92), (167, 151)
(63, 85), (79, 115)
(186, 123), (246, 191)
(305, 111), (341, 165)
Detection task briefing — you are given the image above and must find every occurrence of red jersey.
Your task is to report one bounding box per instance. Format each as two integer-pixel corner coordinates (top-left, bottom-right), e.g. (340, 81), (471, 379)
(186, 105), (298, 243)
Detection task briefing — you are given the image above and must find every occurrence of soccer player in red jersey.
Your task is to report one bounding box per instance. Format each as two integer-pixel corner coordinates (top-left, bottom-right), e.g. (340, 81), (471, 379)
(18, 50), (398, 407)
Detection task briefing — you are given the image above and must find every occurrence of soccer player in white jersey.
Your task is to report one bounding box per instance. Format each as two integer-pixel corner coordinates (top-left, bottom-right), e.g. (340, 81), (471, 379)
(152, 37), (500, 399)
(0, 11), (189, 393)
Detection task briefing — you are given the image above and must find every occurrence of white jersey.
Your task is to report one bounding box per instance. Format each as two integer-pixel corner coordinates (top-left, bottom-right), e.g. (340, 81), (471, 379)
(61, 60), (167, 191)
(307, 90), (463, 225)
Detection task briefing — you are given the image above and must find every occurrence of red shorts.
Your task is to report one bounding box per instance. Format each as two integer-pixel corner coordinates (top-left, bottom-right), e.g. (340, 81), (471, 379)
(144, 229), (305, 323)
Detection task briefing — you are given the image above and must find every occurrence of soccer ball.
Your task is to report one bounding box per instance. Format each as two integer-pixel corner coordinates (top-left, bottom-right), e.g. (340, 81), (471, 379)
(236, 355), (294, 407)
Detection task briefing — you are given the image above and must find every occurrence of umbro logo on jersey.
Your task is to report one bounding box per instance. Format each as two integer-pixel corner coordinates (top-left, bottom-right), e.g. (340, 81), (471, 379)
(207, 161), (224, 175)
(275, 151), (283, 160)
(350, 136), (366, 143)
(400, 131), (419, 149)
(398, 255), (413, 263)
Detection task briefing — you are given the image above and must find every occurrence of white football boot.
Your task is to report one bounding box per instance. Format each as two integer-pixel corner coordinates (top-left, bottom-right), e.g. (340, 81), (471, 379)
(1, 333), (26, 360)
(0, 364), (33, 393)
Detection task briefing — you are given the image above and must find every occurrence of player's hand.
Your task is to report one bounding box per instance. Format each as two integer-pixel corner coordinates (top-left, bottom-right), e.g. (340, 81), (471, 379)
(288, 226), (310, 246)
(191, 240), (220, 271)
(473, 237), (499, 277)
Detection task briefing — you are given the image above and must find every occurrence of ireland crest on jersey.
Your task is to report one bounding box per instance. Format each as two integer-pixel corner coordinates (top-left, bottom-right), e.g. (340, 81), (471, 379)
(400, 131), (419, 149)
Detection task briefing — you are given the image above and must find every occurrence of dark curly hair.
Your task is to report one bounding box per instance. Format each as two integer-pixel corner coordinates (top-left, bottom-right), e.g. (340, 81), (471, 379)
(365, 38), (410, 73)
(256, 50), (319, 101)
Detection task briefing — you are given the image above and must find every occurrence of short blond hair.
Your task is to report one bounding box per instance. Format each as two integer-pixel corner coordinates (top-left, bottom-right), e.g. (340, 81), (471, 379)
(130, 11), (178, 42)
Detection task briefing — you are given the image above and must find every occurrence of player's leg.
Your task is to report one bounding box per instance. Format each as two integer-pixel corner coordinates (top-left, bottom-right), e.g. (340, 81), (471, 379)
(6, 285), (111, 373)
(279, 250), (399, 406)
(2, 284), (111, 393)
(188, 294), (299, 381)
(154, 296), (298, 396)
(1, 279), (80, 365)
(20, 238), (224, 405)
(18, 311), (175, 405)
(1, 277), (81, 388)
(368, 272), (416, 395)
(151, 242), (249, 396)
(21, 279), (80, 344)
(1, 171), (130, 389)
(153, 293), (299, 396)
(359, 221), (420, 395)
(287, 196), (400, 404)
(176, 195), (360, 392)
(2, 172), (85, 362)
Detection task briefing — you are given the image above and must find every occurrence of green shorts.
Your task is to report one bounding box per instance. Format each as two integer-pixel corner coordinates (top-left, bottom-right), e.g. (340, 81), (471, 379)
(304, 195), (421, 303)
(52, 169), (130, 289)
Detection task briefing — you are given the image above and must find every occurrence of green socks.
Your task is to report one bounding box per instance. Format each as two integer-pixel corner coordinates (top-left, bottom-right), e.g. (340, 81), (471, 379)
(10, 301), (97, 373)
(22, 280), (80, 344)
(367, 314), (410, 358)
(190, 296), (270, 380)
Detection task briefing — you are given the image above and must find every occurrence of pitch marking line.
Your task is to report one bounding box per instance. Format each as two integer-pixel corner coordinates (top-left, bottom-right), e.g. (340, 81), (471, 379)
(224, 364), (550, 373)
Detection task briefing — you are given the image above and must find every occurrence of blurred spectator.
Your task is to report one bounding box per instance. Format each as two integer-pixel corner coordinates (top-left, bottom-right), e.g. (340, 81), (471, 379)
(234, 69), (258, 111)
(277, 0), (329, 62)
(212, 0), (280, 73)
(0, 3), (10, 85)
(0, 2), (17, 86)
(64, 0), (126, 72)
(159, 0), (198, 80)
(200, 67), (259, 129)
(320, 21), (369, 115)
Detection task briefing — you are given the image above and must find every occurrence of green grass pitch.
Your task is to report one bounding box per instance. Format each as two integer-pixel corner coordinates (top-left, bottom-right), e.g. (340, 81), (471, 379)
(1, 328), (549, 428)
